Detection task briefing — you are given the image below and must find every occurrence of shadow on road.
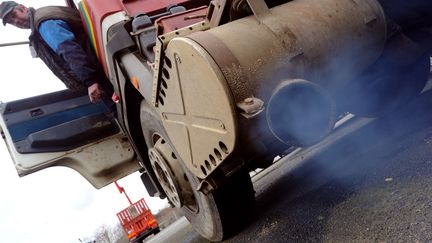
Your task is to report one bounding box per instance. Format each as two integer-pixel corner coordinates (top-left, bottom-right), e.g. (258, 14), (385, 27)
(232, 89), (432, 242)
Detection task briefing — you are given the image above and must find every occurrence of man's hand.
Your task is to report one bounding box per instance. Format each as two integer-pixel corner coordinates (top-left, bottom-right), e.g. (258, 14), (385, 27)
(88, 83), (103, 103)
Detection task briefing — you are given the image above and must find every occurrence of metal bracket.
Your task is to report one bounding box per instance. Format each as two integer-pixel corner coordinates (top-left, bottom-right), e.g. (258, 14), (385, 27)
(237, 97), (265, 119)
(208, 0), (228, 28)
(196, 179), (217, 195)
(351, 0), (378, 25)
(151, 21), (210, 107)
(246, 0), (269, 19)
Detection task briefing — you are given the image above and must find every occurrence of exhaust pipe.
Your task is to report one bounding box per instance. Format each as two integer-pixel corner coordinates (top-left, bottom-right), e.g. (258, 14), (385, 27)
(266, 79), (336, 146)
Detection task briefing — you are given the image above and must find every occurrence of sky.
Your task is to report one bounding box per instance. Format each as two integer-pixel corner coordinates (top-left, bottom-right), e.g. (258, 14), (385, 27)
(0, 0), (167, 242)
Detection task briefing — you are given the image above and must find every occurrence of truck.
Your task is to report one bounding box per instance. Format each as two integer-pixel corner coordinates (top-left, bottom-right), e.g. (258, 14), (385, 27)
(114, 182), (159, 242)
(0, 0), (431, 241)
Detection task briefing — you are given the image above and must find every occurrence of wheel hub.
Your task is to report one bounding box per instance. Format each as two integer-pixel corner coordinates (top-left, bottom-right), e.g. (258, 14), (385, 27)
(148, 135), (195, 208)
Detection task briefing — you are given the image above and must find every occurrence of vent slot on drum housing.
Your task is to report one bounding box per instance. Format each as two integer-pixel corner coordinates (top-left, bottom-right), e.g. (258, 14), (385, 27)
(199, 141), (230, 175)
(158, 58), (172, 106)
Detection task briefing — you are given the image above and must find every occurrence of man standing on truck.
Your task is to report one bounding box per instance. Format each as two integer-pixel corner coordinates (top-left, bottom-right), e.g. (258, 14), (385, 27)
(0, 1), (113, 104)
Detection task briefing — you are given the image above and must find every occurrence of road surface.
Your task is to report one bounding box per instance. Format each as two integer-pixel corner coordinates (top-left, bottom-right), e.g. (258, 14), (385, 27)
(146, 84), (432, 242)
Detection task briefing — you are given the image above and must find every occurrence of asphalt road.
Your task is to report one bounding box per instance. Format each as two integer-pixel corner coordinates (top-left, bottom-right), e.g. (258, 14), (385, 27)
(146, 84), (432, 243)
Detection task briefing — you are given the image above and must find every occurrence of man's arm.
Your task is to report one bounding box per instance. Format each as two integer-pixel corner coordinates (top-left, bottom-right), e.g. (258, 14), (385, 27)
(38, 19), (102, 103)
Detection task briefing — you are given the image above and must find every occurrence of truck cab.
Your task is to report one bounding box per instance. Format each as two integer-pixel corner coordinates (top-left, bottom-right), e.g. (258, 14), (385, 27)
(1, 0), (431, 241)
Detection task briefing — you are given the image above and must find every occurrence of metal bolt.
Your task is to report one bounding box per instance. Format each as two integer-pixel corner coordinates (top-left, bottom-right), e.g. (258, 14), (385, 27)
(175, 55), (182, 64)
(219, 122), (225, 129)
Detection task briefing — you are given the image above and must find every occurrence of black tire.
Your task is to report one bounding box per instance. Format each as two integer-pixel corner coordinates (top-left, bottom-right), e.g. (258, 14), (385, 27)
(140, 102), (255, 241)
(183, 167), (255, 241)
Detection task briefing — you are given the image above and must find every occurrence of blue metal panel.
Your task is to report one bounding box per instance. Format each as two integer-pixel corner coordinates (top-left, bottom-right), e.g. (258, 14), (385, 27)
(8, 102), (108, 142)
